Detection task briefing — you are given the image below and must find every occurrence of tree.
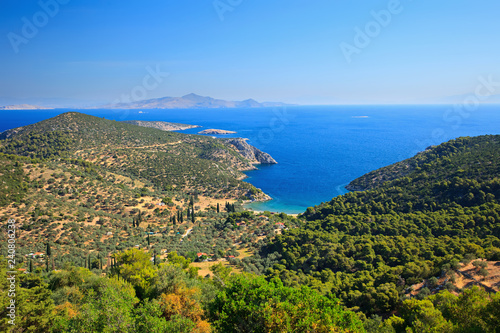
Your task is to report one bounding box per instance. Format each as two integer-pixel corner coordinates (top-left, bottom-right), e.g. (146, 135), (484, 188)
(167, 251), (191, 269)
(111, 248), (157, 299)
(472, 260), (488, 269)
(207, 274), (363, 333)
(134, 300), (169, 332)
(62, 275), (138, 332)
(478, 268), (489, 280)
(217, 203), (220, 213)
(395, 299), (453, 333)
(46, 242), (52, 256)
(0, 259), (56, 331)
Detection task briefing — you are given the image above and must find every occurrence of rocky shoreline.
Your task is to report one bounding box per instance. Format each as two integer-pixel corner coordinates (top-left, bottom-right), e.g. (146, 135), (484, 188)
(222, 138), (277, 165)
(198, 129), (236, 135)
(121, 120), (200, 131)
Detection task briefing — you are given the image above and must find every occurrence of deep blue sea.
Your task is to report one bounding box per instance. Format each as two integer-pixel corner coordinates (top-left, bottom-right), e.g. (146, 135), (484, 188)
(1, 105), (499, 213)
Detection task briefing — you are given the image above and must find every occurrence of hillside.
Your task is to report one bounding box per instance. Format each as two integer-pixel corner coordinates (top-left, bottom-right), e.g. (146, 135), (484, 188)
(0, 112), (275, 199)
(1, 127), (499, 332)
(247, 135), (499, 321)
(0, 112), (279, 270)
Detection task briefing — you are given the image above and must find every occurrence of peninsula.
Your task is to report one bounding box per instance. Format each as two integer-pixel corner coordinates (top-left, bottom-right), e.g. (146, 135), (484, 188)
(198, 129), (236, 135)
(121, 120), (200, 131)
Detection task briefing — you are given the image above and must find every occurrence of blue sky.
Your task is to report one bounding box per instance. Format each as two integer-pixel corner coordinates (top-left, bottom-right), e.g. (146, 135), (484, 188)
(1, 0), (500, 106)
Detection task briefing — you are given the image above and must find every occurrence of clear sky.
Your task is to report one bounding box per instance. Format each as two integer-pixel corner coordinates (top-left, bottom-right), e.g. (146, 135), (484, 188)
(1, 0), (500, 106)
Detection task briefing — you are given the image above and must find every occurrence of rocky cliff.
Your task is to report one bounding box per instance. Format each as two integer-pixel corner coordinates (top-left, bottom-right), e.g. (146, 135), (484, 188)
(222, 138), (277, 165)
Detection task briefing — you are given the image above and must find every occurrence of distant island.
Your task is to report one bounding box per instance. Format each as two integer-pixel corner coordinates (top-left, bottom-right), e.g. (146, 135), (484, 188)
(0, 104), (53, 110)
(99, 93), (293, 109)
(121, 120), (200, 131)
(198, 129), (236, 135)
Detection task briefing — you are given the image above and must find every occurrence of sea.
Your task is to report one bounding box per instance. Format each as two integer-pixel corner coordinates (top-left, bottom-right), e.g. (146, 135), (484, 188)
(1, 105), (499, 214)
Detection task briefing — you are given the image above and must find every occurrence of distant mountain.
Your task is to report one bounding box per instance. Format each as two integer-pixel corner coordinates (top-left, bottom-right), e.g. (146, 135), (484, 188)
(100, 93), (293, 109)
(0, 104), (53, 110)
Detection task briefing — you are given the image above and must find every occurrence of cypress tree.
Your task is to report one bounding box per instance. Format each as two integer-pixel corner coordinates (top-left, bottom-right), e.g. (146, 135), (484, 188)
(46, 258), (49, 272)
(147, 233), (150, 246)
(88, 255), (91, 270)
(217, 203), (220, 213)
(46, 242), (51, 256)
(153, 250), (157, 266)
(29, 259), (33, 273)
(192, 209), (195, 223)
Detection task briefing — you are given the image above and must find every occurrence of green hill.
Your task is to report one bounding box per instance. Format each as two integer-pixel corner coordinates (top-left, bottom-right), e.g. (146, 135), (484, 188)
(0, 112), (273, 199)
(248, 135), (500, 317)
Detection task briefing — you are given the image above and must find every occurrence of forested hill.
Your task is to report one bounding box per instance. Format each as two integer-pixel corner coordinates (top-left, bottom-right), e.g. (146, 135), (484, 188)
(0, 112), (274, 199)
(254, 135), (500, 324)
(346, 135), (499, 192)
(312, 135), (500, 218)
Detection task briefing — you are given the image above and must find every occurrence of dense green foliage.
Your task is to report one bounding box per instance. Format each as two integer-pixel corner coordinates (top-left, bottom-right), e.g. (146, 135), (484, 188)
(0, 250), (362, 332)
(253, 136), (500, 316)
(371, 286), (500, 332)
(208, 274), (364, 332)
(0, 154), (29, 206)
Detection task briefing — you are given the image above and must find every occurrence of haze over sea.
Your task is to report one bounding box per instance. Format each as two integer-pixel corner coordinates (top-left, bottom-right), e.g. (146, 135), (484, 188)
(1, 105), (499, 213)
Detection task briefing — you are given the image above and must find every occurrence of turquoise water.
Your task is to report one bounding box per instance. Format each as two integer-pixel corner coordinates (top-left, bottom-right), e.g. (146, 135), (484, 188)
(1, 105), (499, 213)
